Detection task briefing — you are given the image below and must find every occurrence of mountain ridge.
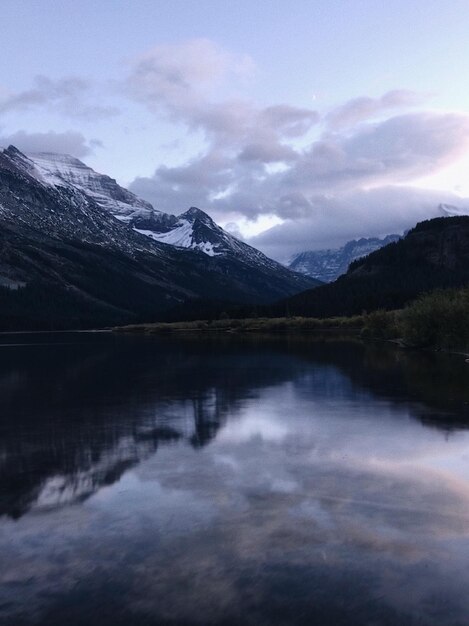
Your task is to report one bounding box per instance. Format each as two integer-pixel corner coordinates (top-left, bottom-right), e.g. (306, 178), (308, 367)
(25, 149), (318, 281)
(0, 145), (317, 329)
(275, 216), (469, 318)
(288, 234), (402, 283)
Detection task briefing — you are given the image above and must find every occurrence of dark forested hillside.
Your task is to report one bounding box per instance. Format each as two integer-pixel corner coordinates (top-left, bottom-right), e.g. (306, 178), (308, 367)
(272, 216), (469, 318)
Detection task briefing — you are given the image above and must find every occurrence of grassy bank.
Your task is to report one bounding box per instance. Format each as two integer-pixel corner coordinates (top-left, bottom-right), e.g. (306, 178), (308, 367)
(115, 287), (469, 352)
(115, 314), (366, 334)
(399, 288), (469, 351)
(361, 288), (469, 351)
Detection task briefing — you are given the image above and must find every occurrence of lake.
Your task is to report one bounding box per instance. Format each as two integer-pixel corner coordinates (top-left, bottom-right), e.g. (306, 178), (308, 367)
(0, 332), (469, 625)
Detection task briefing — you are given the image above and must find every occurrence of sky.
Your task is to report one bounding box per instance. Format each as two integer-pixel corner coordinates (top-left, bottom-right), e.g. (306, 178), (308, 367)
(1, 0), (469, 260)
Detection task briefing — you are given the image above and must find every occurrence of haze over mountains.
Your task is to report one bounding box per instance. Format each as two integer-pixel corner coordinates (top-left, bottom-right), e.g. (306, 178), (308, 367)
(0, 145), (315, 329)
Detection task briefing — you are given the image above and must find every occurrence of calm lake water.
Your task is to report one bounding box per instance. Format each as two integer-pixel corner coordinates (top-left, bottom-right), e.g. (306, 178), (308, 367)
(1, 332), (469, 626)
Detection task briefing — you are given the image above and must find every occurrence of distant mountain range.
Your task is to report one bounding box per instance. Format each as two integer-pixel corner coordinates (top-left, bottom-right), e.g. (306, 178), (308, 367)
(287, 202), (469, 284)
(276, 216), (469, 318)
(288, 234), (401, 283)
(0, 146), (316, 329)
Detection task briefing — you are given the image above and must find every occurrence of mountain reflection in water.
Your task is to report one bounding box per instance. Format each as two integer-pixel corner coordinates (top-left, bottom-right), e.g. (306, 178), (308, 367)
(0, 333), (469, 626)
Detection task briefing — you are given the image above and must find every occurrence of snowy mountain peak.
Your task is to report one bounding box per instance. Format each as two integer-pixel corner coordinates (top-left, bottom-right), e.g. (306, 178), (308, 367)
(0, 146), (317, 324)
(289, 234), (401, 283)
(180, 206), (214, 224)
(5, 145), (26, 158)
(26, 150), (160, 225)
(2, 145), (39, 179)
(137, 206), (233, 257)
(136, 204), (318, 289)
(1, 146), (315, 293)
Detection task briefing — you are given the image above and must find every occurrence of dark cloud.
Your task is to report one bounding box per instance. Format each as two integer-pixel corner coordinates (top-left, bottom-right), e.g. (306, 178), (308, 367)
(238, 142), (297, 163)
(0, 130), (99, 157)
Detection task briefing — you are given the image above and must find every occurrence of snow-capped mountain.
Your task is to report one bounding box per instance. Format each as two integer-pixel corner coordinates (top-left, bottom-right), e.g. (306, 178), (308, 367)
(136, 206), (307, 274)
(288, 234), (401, 283)
(28, 150), (158, 224)
(0, 145), (315, 329)
(27, 150), (177, 232)
(25, 152), (308, 270)
(136, 207), (224, 256)
(25, 149), (318, 285)
(26, 152), (239, 258)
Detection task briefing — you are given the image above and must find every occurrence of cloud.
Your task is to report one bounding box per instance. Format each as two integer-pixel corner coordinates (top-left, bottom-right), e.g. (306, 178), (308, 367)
(124, 40), (469, 258)
(127, 38), (254, 117)
(238, 142), (298, 163)
(281, 112), (469, 193)
(248, 186), (467, 261)
(0, 75), (118, 120)
(126, 39), (318, 149)
(326, 89), (427, 129)
(0, 130), (100, 157)
(130, 109), (469, 225)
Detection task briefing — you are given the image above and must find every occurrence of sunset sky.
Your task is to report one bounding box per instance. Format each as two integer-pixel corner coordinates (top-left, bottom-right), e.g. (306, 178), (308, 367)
(1, 0), (469, 259)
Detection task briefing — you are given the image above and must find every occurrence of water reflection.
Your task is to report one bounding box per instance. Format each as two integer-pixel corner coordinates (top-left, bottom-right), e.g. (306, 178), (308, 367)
(0, 333), (469, 625)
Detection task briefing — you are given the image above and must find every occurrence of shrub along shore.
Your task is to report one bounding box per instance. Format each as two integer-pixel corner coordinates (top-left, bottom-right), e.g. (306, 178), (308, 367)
(115, 287), (469, 353)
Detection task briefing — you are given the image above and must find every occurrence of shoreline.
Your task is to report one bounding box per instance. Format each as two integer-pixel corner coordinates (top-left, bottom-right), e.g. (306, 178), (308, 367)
(112, 317), (469, 360)
(112, 316), (365, 335)
(0, 329), (112, 336)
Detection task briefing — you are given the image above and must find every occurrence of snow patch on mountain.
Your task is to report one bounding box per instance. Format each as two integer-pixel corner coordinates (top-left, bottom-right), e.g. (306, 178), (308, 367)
(136, 222), (219, 256)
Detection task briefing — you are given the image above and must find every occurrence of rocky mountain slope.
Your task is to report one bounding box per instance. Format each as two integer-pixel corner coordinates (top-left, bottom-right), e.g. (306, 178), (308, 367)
(27, 152), (310, 276)
(288, 234), (401, 283)
(26, 150), (317, 287)
(0, 146), (316, 329)
(274, 216), (469, 318)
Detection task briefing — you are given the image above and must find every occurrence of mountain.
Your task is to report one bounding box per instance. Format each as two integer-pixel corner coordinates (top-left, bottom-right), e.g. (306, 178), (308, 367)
(288, 234), (401, 283)
(0, 146), (316, 329)
(26, 150), (318, 285)
(274, 216), (469, 318)
(27, 151), (179, 231)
